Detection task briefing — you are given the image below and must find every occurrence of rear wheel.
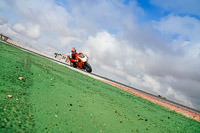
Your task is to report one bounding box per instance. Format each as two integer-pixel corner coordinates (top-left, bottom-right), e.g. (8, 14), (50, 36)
(84, 62), (92, 73)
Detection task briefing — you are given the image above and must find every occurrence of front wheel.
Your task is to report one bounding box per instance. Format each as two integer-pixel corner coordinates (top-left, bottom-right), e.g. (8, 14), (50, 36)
(84, 62), (92, 73)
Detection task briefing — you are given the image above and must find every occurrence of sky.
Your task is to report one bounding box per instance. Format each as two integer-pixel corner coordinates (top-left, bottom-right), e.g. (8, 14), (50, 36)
(0, 0), (200, 110)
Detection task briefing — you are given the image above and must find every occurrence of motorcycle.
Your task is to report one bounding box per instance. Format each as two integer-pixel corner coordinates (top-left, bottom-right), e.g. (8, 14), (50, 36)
(72, 53), (92, 73)
(54, 52), (92, 73)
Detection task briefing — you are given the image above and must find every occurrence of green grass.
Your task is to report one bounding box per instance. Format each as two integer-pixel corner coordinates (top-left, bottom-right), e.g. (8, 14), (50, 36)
(0, 41), (200, 133)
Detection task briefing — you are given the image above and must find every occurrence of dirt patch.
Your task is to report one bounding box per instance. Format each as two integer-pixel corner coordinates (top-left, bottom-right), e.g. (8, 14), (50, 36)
(102, 80), (200, 122)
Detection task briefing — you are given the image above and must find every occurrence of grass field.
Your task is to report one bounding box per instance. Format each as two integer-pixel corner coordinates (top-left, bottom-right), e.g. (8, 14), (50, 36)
(0, 41), (200, 133)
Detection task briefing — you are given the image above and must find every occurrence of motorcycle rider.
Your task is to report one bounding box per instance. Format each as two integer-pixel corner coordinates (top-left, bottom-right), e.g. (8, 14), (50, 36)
(70, 47), (79, 67)
(68, 47), (92, 72)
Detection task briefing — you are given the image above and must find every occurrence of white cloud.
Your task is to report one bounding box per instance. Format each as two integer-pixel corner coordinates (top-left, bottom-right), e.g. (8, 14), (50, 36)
(67, 0), (140, 35)
(81, 31), (120, 59)
(152, 15), (200, 80)
(12, 23), (41, 40)
(153, 15), (200, 42)
(26, 24), (41, 39)
(0, 24), (17, 37)
(127, 74), (161, 94)
(166, 87), (194, 108)
(0, 0), (85, 50)
(58, 35), (83, 48)
(13, 23), (25, 33)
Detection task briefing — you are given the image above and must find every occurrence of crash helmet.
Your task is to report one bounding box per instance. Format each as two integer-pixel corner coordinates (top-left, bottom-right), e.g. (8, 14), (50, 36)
(71, 47), (76, 53)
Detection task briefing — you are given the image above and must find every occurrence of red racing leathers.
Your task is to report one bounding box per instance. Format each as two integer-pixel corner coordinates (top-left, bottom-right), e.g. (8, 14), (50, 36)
(69, 51), (78, 63)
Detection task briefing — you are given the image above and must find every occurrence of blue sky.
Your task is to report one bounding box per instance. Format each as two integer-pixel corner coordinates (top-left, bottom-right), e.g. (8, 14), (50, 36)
(136, 0), (165, 21)
(0, 0), (200, 110)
